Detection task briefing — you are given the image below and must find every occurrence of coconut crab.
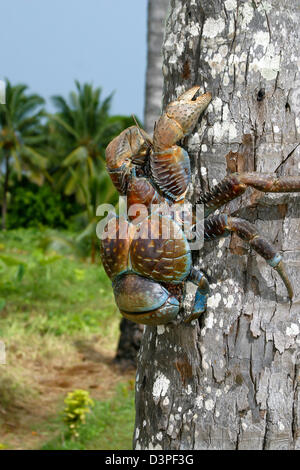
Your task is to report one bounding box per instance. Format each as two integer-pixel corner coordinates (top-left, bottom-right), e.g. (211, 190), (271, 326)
(100, 86), (300, 325)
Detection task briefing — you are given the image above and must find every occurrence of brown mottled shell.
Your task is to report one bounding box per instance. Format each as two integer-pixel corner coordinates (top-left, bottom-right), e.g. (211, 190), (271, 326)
(100, 216), (131, 280)
(130, 215), (191, 283)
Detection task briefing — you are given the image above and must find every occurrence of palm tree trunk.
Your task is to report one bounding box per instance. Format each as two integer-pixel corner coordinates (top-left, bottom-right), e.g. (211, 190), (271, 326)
(114, 319), (144, 370)
(1, 152), (9, 231)
(144, 0), (170, 134)
(134, 0), (300, 450)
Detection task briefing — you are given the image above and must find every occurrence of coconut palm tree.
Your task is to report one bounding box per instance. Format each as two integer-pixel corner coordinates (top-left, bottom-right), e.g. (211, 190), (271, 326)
(0, 80), (46, 229)
(48, 81), (132, 207)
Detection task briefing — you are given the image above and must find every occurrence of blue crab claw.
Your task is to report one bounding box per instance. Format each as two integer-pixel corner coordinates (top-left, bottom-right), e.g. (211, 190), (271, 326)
(153, 86), (212, 151)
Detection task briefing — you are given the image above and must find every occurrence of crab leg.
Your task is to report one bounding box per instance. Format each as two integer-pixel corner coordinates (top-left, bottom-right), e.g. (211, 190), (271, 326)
(204, 214), (293, 299)
(183, 268), (210, 322)
(198, 172), (300, 216)
(150, 87), (212, 201)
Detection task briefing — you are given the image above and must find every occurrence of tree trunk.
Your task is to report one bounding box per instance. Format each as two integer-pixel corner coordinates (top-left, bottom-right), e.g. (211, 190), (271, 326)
(114, 319), (144, 370)
(144, 0), (170, 134)
(134, 0), (300, 450)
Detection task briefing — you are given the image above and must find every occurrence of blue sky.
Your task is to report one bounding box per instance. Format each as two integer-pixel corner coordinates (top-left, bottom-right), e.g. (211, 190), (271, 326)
(1, 0), (148, 120)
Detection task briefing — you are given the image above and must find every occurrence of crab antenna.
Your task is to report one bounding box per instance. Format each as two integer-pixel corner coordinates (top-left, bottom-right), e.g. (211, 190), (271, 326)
(132, 114), (142, 130)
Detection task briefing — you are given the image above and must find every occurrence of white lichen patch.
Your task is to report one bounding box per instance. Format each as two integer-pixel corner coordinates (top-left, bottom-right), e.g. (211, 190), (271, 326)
(195, 395), (203, 408)
(209, 120), (237, 143)
(224, 0), (237, 10)
(257, 0), (272, 14)
(135, 440), (141, 450)
(226, 295), (235, 309)
(251, 44), (281, 80)
(189, 132), (200, 146)
(203, 18), (225, 39)
(153, 372), (170, 404)
(239, 3), (254, 29)
(205, 399), (214, 411)
(205, 311), (214, 329)
(213, 96), (223, 114)
(223, 73), (230, 86)
(207, 292), (222, 308)
(157, 325), (165, 335)
(202, 357), (210, 369)
(254, 31), (270, 49)
(220, 45), (229, 57)
(286, 323), (299, 337)
(278, 421), (285, 431)
(145, 443), (163, 451)
(189, 23), (200, 37)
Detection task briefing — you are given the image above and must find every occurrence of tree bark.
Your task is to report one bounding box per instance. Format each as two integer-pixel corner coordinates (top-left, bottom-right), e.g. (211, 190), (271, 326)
(134, 0), (300, 450)
(144, 0), (170, 134)
(114, 319), (144, 370)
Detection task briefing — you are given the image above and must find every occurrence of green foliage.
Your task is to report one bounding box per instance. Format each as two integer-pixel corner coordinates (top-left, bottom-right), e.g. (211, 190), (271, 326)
(0, 79), (139, 237)
(41, 382), (135, 450)
(63, 389), (95, 438)
(0, 79), (46, 228)
(0, 228), (116, 338)
(7, 178), (80, 229)
(47, 81), (120, 207)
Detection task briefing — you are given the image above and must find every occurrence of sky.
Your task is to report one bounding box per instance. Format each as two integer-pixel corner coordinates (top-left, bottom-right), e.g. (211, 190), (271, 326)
(0, 0), (148, 120)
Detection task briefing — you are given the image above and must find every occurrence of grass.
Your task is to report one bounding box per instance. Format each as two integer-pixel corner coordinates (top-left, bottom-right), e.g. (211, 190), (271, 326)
(0, 227), (136, 450)
(41, 381), (135, 450)
(0, 227), (116, 337)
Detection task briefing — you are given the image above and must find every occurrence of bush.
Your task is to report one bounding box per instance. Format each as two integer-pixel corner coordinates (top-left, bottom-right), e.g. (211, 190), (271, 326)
(63, 390), (95, 438)
(7, 179), (81, 229)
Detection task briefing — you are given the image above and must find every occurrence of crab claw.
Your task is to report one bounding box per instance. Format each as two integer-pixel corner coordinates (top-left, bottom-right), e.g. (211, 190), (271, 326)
(106, 126), (153, 194)
(153, 87), (212, 152)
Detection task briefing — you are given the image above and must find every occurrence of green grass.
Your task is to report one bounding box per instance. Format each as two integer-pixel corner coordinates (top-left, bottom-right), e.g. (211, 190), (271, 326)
(0, 227), (118, 337)
(40, 382), (135, 450)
